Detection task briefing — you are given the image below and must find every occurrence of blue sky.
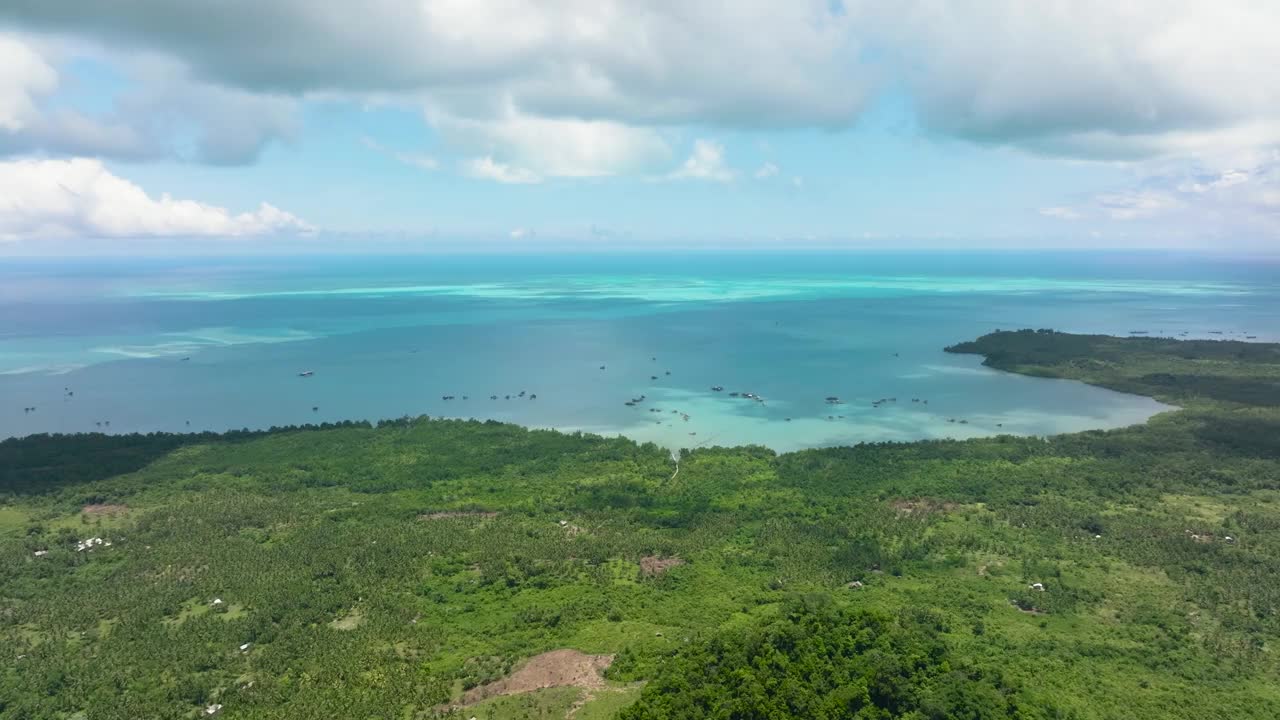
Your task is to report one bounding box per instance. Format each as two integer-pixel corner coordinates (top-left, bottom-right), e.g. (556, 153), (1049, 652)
(0, 2), (1277, 254)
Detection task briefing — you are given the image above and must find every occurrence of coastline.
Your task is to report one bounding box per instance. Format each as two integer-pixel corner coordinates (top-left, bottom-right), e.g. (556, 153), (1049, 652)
(1, 331), (1201, 454)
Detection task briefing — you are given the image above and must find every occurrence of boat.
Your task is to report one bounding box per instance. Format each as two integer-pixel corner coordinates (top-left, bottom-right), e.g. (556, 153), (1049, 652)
(711, 386), (724, 392)
(297, 370), (314, 377)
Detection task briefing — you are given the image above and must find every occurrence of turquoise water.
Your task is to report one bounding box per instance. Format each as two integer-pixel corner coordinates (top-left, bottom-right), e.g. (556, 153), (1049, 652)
(2, 252), (1275, 450)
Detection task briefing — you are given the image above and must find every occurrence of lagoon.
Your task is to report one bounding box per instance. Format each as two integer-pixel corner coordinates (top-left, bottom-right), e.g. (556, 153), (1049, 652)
(2, 252), (1274, 450)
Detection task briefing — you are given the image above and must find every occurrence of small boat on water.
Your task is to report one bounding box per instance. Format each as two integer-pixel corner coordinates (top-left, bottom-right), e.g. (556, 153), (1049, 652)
(298, 370), (314, 377)
(711, 386), (724, 392)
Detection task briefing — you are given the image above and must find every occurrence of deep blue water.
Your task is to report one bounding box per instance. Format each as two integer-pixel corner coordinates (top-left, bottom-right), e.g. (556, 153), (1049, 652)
(2, 252), (1275, 450)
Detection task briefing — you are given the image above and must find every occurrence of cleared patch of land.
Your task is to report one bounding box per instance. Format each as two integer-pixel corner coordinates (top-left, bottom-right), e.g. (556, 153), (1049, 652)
(461, 649), (614, 706)
(638, 556), (684, 577)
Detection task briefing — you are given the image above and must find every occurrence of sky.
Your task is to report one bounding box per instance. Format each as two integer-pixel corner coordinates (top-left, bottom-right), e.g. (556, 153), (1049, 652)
(0, 1), (1278, 255)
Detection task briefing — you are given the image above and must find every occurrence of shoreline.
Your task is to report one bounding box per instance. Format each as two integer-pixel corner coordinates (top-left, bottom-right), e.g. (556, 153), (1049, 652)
(0, 330), (1194, 455)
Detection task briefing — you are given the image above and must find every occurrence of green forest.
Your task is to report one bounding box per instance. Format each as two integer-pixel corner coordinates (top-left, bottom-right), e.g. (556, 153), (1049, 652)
(3, 330), (1279, 719)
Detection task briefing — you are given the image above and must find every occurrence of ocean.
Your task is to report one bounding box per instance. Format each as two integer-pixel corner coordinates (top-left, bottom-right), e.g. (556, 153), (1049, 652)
(2, 251), (1275, 451)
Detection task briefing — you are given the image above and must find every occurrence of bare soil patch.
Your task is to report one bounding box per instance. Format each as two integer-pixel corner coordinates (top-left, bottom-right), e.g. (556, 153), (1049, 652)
(82, 504), (129, 517)
(461, 649), (613, 706)
(639, 556), (685, 577)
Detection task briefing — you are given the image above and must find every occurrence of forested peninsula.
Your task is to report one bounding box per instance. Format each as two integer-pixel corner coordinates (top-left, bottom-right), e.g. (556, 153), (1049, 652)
(3, 330), (1279, 719)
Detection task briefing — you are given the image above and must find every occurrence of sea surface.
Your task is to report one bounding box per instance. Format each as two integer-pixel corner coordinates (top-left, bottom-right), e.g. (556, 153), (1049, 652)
(2, 252), (1276, 451)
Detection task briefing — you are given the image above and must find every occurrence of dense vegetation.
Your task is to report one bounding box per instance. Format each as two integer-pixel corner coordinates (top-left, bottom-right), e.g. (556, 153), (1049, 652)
(621, 598), (1041, 720)
(2, 331), (1279, 719)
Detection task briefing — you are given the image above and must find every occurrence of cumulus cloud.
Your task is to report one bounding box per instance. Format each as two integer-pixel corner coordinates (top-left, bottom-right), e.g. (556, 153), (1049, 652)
(873, 1), (1280, 160)
(463, 156), (542, 184)
(0, 35), (160, 160)
(0, 34), (56, 131)
(0, 34), (298, 164)
(427, 102), (670, 178)
(7, 1), (1280, 162)
(3, 1), (1280, 189)
(669, 140), (734, 182)
(0, 157), (313, 241)
(0, 1), (869, 127)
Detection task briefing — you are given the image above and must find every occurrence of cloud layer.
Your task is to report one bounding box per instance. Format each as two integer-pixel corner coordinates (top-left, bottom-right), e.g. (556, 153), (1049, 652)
(6, 1), (1279, 163)
(0, 2), (1277, 244)
(0, 35), (297, 164)
(0, 157), (312, 240)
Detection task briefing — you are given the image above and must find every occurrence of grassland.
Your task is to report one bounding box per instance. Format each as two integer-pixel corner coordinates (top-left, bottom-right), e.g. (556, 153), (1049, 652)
(2, 330), (1279, 719)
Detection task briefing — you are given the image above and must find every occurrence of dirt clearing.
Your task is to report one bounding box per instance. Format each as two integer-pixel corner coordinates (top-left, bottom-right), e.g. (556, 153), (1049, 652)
(461, 649), (613, 706)
(82, 504), (129, 516)
(639, 556), (685, 576)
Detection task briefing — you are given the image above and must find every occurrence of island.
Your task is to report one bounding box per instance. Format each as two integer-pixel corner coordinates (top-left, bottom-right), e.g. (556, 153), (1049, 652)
(2, 330), (1278, 719)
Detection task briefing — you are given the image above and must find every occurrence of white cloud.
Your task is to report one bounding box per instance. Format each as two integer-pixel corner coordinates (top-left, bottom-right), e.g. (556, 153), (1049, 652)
(0, 35), (157, 159)
(876, 1), (1280, 160)
(3, 1), (1280, 180)
(669, 139), (734, 182)
(1038, 153), (1280, 239)
(0, 2), (869, 129)
(1095, 191), (1179, 220)
(0, 34), (56, 131)
(7, 1), (1279, 162)
(754, 162), (779, 179)
(1178, 169), (1249, 194)
(1039, 206), (1081, 220)
(427, 103), (669, 178)
(463, 156), (542, 184)
(0, 34), (297, 164)
(0, 157), (313, 241)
